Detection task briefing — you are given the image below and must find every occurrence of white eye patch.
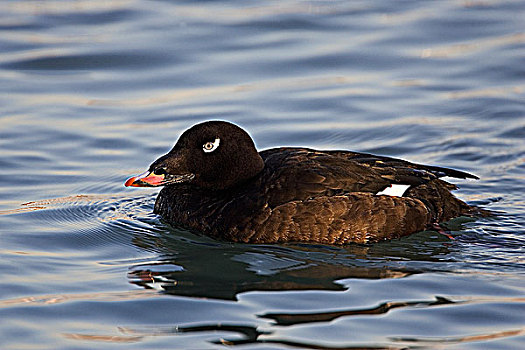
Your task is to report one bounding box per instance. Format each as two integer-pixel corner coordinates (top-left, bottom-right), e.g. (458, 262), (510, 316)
(202, 138), (220, 153)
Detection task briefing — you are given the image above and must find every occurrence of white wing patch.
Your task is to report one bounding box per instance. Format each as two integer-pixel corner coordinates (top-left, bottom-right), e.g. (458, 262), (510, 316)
(376, 184), (411, 197)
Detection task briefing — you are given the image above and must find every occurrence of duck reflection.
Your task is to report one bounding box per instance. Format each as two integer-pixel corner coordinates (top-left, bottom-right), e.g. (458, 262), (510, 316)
(128, 223), (455, 300)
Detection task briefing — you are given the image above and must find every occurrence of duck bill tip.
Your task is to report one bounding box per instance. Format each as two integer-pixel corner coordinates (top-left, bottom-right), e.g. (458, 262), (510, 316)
(124, 171), (164, 187)
(124, 176), (141, 187)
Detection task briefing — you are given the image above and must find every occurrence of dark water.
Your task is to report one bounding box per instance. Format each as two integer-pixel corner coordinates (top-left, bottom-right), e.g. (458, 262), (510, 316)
(1, 1), (524, 349)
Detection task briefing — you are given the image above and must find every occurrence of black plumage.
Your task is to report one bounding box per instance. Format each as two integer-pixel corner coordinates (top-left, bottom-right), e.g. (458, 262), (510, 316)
(125, 121), (481, 244)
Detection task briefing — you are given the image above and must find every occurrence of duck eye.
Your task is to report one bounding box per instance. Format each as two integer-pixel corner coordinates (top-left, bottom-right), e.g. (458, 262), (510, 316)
(153, 167), (167, 176)
(203, 138), (220, 153)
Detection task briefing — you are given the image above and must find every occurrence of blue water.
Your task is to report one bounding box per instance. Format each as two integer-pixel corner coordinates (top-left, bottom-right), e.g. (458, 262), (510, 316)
(1, 1), (524, 349)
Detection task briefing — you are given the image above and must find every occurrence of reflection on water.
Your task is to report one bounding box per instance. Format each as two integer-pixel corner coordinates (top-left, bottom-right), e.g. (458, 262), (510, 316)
(419, 32), (525, 58)
(127, 243), (414, 300)
(60, 296), (525, 348)
(0, 289), (157, 308)
(261, 296), (456, 326)
(126, 217), (468, 300)
(3, 191), (524, 348)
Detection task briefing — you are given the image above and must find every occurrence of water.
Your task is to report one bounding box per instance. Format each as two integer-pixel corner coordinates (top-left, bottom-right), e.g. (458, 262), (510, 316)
(1, 1), (524, 349)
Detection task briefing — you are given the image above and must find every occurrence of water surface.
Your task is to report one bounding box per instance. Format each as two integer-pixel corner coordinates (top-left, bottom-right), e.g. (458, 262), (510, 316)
(1, 1), (524, 349)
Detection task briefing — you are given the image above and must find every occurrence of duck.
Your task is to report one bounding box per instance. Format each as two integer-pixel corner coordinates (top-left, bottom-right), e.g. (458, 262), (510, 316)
(125, 120), (481, 244)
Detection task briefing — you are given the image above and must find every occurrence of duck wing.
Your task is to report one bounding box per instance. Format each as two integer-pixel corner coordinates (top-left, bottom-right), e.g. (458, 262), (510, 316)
(259, 148), (393, 207)
(258, 147), (477, 210)
(325, 150), (479, 183)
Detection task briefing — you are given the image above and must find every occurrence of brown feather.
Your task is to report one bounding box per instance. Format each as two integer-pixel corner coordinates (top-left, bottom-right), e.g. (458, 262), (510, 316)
(154, 147), (478, 244)
(134, 122), (482, 244)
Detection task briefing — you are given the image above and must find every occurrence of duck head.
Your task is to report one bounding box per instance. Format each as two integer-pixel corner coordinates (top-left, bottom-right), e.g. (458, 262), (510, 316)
(125, 121), (264, 190)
